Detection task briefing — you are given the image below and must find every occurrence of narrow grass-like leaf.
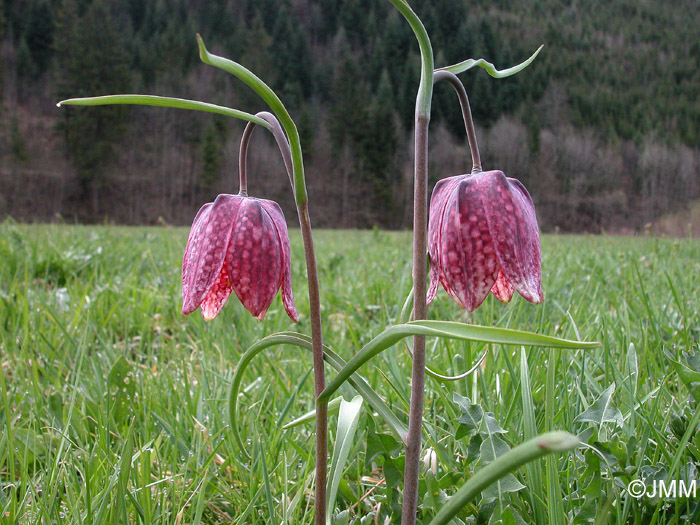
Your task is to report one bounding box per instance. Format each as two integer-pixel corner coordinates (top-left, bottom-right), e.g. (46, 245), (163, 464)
(260, 437), (276, 522)
(326, 396), (363, 524)
(230, 332), (407, 459)
(321, 320), (601, 401)
(429, 432), (579, 525)
(277, 368), (313, 427)
(282, 396), (343, 430)
(436, 45), (543, 77)
(57, 95), (269, 127)
(520, 349), (547, 525)
(545, 349), (565, 524)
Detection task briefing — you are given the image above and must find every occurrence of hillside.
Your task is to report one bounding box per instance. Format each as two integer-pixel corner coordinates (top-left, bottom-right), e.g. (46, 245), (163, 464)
(1, 0), (698, 231)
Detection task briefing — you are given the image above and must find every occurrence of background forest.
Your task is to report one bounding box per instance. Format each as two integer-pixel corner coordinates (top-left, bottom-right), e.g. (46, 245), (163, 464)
(1, 0), (699, 232)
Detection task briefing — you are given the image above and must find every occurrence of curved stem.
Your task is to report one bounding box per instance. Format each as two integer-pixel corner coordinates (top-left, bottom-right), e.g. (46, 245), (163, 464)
(197, 35), (308, 205)
(238, 122), (254, 196)
(238, 112), (295, 197)
(256, 112), (294, 187)
(384, 2), (433, 523)
(238, 110), (326, 525)
(433, 71), (482, 173)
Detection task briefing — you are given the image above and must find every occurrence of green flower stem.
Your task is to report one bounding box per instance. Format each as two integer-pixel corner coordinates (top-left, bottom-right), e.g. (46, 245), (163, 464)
(195, 35), (307, 205)
(384, 1), (433, 522)
(234, 109), (327, 525)
(429, 432), (580, 525)
(57, 94), (270, 128)
(433, 71), (482, 173)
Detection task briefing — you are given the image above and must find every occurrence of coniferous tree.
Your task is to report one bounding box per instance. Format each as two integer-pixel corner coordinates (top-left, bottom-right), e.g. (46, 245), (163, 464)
(54, 0), (131, 218)
(361, 69), (399, 225)
(200, 121), (223, 191)
(25, 0), (54, 77)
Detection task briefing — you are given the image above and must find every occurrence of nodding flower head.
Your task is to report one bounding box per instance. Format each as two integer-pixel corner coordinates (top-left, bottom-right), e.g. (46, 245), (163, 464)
(427, 170), (543, 312)
(182, 194), (299, 322)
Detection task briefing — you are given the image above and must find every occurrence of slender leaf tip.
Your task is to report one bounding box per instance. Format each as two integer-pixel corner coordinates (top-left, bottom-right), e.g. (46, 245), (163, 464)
(196, 33), (208, 62)
(437, 44), (544, 78)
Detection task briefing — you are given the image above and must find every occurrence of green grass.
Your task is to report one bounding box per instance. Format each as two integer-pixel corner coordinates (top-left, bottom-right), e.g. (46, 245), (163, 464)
(1, 222), (699, 523)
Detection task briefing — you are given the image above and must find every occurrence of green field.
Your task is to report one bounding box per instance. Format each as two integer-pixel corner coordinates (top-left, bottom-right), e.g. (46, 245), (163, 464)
(1, 222), (699, 523)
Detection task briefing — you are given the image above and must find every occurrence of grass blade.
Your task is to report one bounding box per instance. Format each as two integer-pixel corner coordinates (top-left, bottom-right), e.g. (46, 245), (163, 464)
(326, 396), (363, 524)
(520, 349), (547, 524)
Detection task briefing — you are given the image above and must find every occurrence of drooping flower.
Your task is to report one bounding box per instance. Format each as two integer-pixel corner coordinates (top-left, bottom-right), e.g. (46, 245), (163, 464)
(427, 170), (543, 312)
(182, 194), (299, 322)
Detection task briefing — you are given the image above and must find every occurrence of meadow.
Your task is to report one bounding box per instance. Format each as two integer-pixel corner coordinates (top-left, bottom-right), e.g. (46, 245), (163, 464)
(0, 222), (698, 523)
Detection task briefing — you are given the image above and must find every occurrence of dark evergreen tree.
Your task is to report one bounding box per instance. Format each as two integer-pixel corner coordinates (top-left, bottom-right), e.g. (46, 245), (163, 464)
(361, 69), (399, 225)
(200, 121), (223, 191)
(25, 0), (54, 77)
(54, 0), (131, 218)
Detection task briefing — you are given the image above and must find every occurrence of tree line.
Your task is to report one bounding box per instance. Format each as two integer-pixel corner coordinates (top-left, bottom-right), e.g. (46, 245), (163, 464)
(1, 0), (698, 232)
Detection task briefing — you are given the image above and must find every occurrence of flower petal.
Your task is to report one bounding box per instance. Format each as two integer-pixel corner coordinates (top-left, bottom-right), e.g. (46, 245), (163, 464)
(490, 269), (514, 303)
(439, 177), (498, 311)
(226, 198), (283, 321)
(481, 171), (543, 304)
(200, 269), (233, 320)
(182, 195), (243, 315)
(260, 200), (299, 322)
(428, 176), (461, 305)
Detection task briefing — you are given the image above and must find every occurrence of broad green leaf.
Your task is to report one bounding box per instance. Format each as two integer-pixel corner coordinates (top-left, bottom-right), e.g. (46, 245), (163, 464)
(574, 383), (623, 428)
(491, 505), (528, 525)
(466, 435), (483, 464)
(478, 414), (507, 437)
(58, 95), (268, 127)
(668, 354), (700, 399)
(436, 45), (543, 78)
(686, 352), (700, 371)
(429, 432), (579, 525)
(479, 435), (511, 464)
(320, 320), (600, 401)
(481, 473), (525, 504)
(229, 332), (407, 459)
(453, 393), (484, 437)
(326, 396), (363, 524)
(479, 435), (525, 504)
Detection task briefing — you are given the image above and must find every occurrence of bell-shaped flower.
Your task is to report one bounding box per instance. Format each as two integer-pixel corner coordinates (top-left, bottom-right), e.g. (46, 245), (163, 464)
(427, 170), (543, 312)
(182, 194), (299, 322)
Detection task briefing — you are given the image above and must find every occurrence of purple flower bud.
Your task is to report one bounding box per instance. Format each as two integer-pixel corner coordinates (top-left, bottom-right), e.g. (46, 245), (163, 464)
(182, 194), (299, 322)
(427, 170), (543, 312)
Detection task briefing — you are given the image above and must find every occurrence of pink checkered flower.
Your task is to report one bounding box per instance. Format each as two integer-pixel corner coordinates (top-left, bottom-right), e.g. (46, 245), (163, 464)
(427, 170), (543, 312)
(182, 194), (299, 322)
